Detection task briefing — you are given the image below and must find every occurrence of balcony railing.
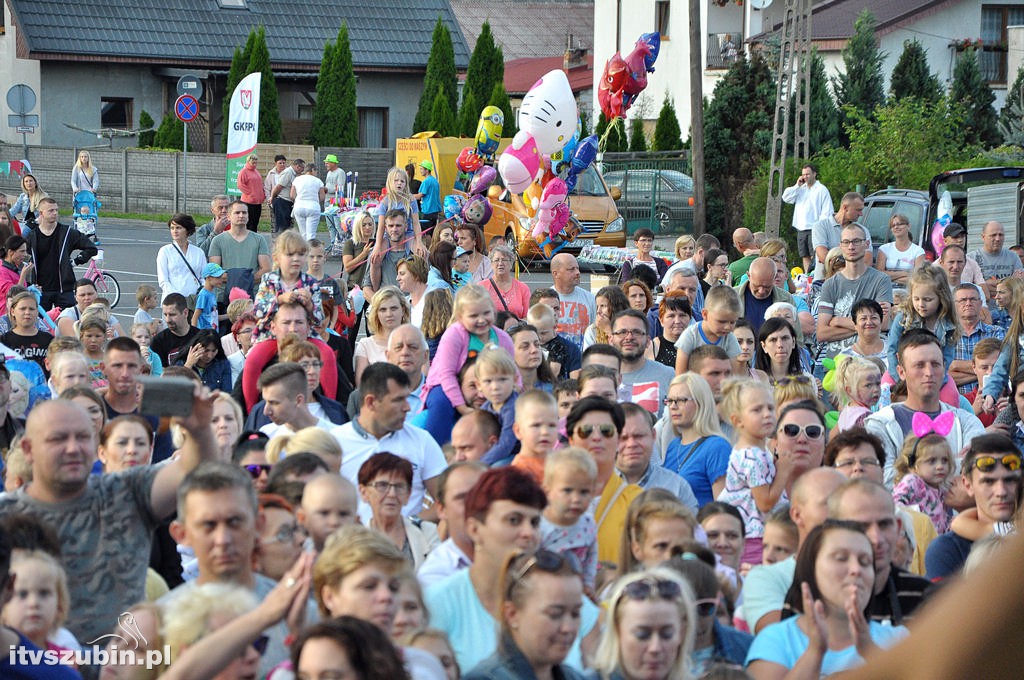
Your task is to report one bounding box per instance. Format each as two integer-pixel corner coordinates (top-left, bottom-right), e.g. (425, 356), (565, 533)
(707, 32), (742, 70)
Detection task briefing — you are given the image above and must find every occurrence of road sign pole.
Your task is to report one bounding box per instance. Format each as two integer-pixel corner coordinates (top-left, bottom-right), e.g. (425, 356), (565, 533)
(21, 131), (27, 162)
(183, 124), (189, 213)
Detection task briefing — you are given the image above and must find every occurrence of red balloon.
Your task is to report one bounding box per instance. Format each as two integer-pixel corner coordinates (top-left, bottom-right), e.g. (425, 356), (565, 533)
(598, 53), (629, 120)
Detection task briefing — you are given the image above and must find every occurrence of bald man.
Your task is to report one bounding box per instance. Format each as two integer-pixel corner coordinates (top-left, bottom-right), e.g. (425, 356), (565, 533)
(742, 467), (846, 633)
(550, 253), (596, 351)
(811, 191), (872, 280)
(728, 227), (759, 281)
(734, 257), (800, 337)
(347, 324), (427, 421)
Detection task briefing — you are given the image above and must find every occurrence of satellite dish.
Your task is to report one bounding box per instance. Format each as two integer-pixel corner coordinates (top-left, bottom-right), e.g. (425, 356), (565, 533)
(751, 0), (773, 9)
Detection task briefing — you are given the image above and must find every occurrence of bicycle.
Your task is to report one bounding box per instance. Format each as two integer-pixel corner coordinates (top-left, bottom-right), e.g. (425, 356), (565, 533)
(78, 249), (121, 308)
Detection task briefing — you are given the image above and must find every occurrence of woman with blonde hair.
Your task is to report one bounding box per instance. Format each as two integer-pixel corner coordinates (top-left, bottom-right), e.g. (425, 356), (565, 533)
(618, 489), (699, 576)
(355, 285), (411, 385)
(591, 568), (698, 680)
(662, 373), (730, 506)
(266, 426), (342, 473)
(71, 150), (99, 194)
(10, 173), (48, 229)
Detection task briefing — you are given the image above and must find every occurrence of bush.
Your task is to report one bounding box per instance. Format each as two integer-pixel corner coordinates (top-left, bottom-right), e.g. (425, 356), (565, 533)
(138, 110), (155, 148)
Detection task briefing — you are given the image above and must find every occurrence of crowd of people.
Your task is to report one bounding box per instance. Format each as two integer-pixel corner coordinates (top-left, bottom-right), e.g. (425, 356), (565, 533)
(0, 157), (1020, 679)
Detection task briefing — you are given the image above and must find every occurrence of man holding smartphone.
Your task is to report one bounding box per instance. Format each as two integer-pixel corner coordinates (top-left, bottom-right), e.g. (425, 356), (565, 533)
(782, 164), (833, 273)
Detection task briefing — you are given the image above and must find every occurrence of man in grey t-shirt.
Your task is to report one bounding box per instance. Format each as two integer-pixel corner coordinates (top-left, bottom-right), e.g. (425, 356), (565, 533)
(816, 223), (893, 359)
(611, 309), (675, 417)
(968, 220), (1024, 300)
(0, 392), (218, 643)
(551, 253), (596, 350)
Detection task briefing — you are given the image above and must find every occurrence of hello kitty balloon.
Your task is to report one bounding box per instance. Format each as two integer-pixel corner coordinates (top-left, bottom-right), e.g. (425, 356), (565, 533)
(517, 69), (579, 155)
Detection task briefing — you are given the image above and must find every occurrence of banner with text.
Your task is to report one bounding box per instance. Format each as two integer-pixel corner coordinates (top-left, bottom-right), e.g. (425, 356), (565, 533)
(225, 72), (261, 196)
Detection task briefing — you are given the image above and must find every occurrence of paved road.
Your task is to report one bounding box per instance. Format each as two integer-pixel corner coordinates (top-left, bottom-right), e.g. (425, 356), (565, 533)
(88, 218), (627, 325)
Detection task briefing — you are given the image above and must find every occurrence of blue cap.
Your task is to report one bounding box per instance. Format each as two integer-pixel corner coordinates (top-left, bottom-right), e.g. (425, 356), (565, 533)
(454, 246), (471, 258)
(203, 263), (226, 278)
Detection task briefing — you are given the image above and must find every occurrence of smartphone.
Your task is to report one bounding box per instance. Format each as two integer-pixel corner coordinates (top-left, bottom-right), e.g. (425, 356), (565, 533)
(982, 374), (990, 391)
(137, 376), (195, 418)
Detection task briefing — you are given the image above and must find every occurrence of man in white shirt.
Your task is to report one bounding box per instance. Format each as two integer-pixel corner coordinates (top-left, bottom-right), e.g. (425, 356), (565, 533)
(332, 362), (446, 521)
(257, 362), (335, 438)
(417, 461), (487, 587)
(782, 164), (834, 272)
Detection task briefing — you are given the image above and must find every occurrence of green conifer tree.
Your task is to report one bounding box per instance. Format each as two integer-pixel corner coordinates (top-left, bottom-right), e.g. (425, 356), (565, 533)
(950, 48), (1001, 148)
(429, 86), (457, 136)
(335, 22), (359, 147)
(489, 82), (516, 138)
(414, 17), (458, 134)
(652, 96), (682, 151)
(221, 38), (253, 151)
(246, 25), (282, 143)
(889, 39), (942, 103)
(833, 9), (886, 144)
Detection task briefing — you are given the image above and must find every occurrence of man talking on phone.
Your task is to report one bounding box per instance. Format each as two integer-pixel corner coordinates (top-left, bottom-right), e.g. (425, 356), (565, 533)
(782, 164), (833, 273)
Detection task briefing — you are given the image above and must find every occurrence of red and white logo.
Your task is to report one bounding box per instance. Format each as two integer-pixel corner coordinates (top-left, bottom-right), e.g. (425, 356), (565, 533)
(240, 90), (253, 109)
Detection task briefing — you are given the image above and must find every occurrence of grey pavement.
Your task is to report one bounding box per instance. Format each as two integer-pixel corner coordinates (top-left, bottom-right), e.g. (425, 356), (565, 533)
(85, 217), (638, 324)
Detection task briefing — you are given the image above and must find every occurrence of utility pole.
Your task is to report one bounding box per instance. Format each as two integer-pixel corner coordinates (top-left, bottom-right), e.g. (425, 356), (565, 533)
(689, 0), (707, 236)
(764, 0), (812, 237)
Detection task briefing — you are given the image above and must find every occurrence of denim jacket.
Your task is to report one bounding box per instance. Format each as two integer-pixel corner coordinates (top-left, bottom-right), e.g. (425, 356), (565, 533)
(885, 312), (957, 378)
(464, 636), (586, 680)
(982, 333), (1024, 400)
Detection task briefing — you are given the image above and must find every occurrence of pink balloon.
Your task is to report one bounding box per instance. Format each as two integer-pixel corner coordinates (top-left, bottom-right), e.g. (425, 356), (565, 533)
(469, 166), (497, 195)
(498, 131), (542, 194)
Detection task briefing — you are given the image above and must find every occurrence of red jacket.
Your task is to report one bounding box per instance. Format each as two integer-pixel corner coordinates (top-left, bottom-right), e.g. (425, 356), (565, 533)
(237, 165), (266, 204)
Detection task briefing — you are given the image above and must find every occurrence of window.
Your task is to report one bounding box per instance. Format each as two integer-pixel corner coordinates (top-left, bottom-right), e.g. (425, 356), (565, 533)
(980, 6), (1024, 84)
(100, 98), (132, 129)
(656, 1), (670, 39)
(358, 107), (388, 148)
(217, 0), (247, 7)
(298, 104), (314, 121)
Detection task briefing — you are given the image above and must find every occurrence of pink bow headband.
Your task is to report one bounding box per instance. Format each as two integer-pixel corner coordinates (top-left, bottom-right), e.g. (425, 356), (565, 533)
(911, 411), (955, 438)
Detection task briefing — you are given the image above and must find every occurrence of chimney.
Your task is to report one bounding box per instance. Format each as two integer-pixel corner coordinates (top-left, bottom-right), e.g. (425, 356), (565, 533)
(563, 33), (588, 71)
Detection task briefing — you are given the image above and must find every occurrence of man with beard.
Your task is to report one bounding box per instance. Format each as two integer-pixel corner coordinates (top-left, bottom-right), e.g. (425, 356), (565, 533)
(609, 309), (674, 418)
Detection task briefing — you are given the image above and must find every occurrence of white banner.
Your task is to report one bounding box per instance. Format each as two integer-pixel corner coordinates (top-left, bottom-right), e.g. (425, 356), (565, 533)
(225, 72), (261, 194)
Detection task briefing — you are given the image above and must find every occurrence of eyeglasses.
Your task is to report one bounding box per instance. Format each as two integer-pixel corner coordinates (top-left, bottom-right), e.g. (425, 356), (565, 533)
(298, 360), (324, 370)
(611, 328), (647, 338)
(265, 523), (305, 545)
(491, 257), (512, 264)
(834, 457), (881, 469)
(244, 464), (271, 479)
(236, 328), (253, 336)
(622, 577), (683, 602)
(664, 396), (695, 408)
(955, 298), (981, 306)
(694, 598), (718, 617)
(574, 423), (617, 439)
(779, 423), (824, 440)
(774, 375), (812, 387)
(840, 238), (866, 247)
(370, 480), (411, 496)
(968, 453), (1023, 473)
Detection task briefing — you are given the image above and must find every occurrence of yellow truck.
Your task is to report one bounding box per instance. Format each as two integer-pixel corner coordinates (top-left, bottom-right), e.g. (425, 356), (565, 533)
(396, 133), (626, 259)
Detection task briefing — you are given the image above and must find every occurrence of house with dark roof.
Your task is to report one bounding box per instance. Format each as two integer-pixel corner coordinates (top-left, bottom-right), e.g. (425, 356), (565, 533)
(593, 0), (1017, 134)
(450, 0), (594, 61)
(0, 0), (469, 149)
(750, 0), (1021, 109)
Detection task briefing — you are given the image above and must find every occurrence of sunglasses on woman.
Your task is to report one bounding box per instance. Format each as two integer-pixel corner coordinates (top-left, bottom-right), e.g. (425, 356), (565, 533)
(575, 423), (617, 439)
(244, 464), (271, 479)
(779, 423), (824, 440)
(622, 578), (683, 602)
(506, 550), (581, 597)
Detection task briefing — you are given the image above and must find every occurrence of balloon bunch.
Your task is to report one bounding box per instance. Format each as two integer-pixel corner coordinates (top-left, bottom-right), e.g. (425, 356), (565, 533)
(496, 69), (599, 250)
(598, 32), (660, 122)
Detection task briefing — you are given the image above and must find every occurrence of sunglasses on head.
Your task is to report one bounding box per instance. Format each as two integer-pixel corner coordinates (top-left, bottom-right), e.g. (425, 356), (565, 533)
(969, 453), (1022, 473)
(507, 550), (581, 596)
(244, 464), (271, 479)
(575, 423), (617, 439)
(622, 578), (683, 602)
(775, 375), (812, 387)
(779, 423), (824, 440)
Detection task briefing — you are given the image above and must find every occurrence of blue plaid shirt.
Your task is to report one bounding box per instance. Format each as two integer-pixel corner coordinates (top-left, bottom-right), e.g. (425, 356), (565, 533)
(956, 322), (1005, 393)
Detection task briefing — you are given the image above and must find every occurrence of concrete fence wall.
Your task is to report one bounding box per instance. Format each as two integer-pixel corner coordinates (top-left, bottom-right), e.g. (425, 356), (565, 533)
(0, 144), (395, 217)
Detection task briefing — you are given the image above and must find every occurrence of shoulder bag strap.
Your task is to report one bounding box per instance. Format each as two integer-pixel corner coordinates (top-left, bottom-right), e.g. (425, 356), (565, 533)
(489, 278), (514, 317)
(172, 244), (202, 284)
(674, 436), (709, 474)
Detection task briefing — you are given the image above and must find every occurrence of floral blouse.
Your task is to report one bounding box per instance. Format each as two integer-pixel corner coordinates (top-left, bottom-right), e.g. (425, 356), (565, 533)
(252, 270), (323, 343)
(893, 472), (951, 534)
(716, 446), (781, 539)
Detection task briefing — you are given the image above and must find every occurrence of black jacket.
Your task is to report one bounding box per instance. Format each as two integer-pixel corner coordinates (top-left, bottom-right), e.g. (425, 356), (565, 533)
(26, 222), (98, 294)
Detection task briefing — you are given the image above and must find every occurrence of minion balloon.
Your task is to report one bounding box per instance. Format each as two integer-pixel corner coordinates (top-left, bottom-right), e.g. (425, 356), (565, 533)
(476, 106), (504, 159)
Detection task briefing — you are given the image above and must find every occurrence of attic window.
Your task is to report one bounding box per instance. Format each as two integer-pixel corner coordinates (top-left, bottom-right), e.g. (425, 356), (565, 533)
(218, 0), (247, 8)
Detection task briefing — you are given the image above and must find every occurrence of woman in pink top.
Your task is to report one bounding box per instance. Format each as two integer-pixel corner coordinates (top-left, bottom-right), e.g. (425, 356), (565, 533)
(485, 245), (531, 319)
(236, 153), (267, 233)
